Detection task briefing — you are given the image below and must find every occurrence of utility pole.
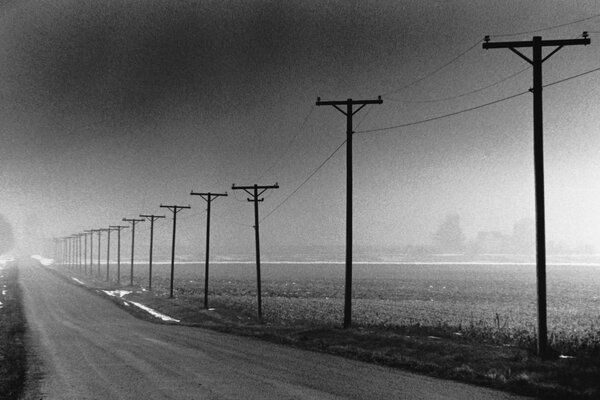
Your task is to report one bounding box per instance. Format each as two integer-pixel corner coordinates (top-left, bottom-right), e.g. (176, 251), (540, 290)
(77, 233), (83, 271)
(190, 190), (228, 309)
(82, 232), (88, 274)
(316, 96), (383, 329)
(231, 184), (279, 321)
(110, 226), (129, 284)
(160, 204), (190, 298)
(86, 230), (96, 275)
(84, 230), (93, 275)
(106, 226), (116, 282)
(123, 218), (144, 286)
(140, 214), (165, 290)
(483, 33), (590, 358)
(92, 229), (105, 277)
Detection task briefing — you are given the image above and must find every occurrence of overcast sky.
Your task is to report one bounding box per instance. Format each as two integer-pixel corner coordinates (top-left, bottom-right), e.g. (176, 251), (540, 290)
(1, 0), (599, 258)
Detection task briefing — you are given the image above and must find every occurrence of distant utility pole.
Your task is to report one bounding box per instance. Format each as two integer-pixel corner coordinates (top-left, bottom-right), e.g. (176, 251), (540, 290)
(62, 237), (67, 266)
(160, 204), (190, 298)
(110, 225), (129, 285)
(81, 232), (88, 274)
(140, 214), (165, 290)
(71, 235), (78, 270)
(190, 190), (228, 309)
(231, 184), (279, 321)
(92, 229), (105, 277)
(316, 96), (383, 329)
(123, 218), (145, 286)
(77, 233), (83, 271)
(85, 230), (95, 275)
(106, 226), (117, 282)
(483, 33), (590, 358)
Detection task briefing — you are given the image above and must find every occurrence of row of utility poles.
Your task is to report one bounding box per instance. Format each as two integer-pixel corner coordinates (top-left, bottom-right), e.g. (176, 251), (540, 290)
(52, 33), (590, 358)
(314, 33), (590, 359)
(54, 185), (278, 315)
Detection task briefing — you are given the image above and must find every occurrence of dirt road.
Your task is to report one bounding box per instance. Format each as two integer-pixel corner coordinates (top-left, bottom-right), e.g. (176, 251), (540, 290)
(19, 262), (528, 399)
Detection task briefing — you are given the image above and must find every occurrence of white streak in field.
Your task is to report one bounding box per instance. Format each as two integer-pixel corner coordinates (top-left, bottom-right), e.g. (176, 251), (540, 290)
(123, 301), (130, 306)
(31, 255), (54, 266)
(129, 301), (180, 322)
(103, 290), (132, 298)
(72, 278), (86, 285)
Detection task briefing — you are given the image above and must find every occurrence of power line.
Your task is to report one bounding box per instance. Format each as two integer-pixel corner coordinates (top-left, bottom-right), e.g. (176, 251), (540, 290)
(257, 105), (315, 181)
(385, 66), (530, 104)
(358, 90), (529, 135)
(544, 65), (600, 87)
(382, 39), (482, 96)
(358, 65), (600, 135)
(261, 139), (347, 222)
(490, 13), (600, 38)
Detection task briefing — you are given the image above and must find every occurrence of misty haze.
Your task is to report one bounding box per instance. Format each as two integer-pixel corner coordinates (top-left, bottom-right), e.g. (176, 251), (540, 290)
(1, 1), (600, 399)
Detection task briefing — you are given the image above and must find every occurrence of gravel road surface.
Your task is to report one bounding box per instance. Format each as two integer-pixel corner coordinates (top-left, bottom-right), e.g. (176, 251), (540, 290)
(19, 262), (529, 399)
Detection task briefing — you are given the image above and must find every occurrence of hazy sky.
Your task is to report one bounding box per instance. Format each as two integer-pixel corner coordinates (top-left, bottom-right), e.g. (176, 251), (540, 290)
(1, 0), (600, 258)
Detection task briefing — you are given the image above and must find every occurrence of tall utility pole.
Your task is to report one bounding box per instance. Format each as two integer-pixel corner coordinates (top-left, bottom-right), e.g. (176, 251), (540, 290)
(140, 214), (165, 290)
(483, 34), (590, 358)
(110, 225), (129, 284)
(316, 96), (383, 329)
(160, 204), (190, 298)
(123, 218), (144, 286)
(190, 191), (228, 309)
(231, 184), (279, 321)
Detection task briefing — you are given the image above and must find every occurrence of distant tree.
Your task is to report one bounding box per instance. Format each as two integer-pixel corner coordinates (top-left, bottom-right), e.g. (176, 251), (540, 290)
(432, 214), (466, 254)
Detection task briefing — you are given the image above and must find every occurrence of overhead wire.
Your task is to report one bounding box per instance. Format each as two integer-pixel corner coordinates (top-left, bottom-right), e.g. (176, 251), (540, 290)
(256, 105), (315, 181)
(490, 13), (600, 38)
(381, 39), (482, 97)
(385, 66), (531, 104)
(357, 65), (600, 135)
(261, 139), (347, 222)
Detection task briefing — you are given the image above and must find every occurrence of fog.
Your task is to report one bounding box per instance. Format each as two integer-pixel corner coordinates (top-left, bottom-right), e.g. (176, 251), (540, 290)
(1, 1), (600, 259)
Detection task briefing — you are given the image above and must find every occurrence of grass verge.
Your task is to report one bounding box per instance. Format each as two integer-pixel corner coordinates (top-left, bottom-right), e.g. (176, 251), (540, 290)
(0, 263), (27, 400)
(57, 267), (600, 399)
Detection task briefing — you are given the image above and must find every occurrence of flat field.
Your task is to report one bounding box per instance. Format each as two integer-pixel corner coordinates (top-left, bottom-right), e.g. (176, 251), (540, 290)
(95, 260), (600, 353)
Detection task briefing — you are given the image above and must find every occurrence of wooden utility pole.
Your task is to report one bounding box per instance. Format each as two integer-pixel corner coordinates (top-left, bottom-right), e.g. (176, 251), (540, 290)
(85, 230), (96, 275)
(483, 33), (590, 358)
(95, 229), (108, 277)
(190, 190), (228, 309)
(110, 225), (129, 284)
(81, 232), (88, 274)
(316, 96), (383, 329)
(106, 227), (117, 281)
(139, 214), (165, 290)
(160, 204), (190, 298)
(123, 218), (144, 286)
(231, 184), (279, 321)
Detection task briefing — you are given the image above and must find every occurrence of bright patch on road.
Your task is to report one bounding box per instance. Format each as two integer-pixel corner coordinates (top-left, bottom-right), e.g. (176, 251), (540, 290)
(103, 290), (132, 298)
(129, 301), (180, 323)
(72, 278), (86, 285)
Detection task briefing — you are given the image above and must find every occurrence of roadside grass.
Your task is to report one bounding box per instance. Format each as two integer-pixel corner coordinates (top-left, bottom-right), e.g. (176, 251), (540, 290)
(57, 267), (600, 399)
(0, 263), (26, 400)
